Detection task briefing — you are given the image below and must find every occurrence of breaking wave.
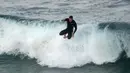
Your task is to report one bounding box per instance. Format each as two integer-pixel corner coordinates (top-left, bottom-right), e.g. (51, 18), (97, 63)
(0, 15), (130, 68)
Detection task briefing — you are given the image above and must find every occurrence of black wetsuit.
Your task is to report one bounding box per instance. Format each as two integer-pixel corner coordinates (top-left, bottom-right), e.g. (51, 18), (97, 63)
(59, 18), (77, 39)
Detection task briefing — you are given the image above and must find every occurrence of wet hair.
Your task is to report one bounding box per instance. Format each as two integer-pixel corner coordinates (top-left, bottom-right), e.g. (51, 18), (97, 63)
(69, 16), (73, 19)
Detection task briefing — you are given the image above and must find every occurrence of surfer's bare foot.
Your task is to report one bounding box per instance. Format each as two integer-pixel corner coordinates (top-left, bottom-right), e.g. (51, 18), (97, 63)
(63, 34), (67, 38)
(63, 36), (67, 38)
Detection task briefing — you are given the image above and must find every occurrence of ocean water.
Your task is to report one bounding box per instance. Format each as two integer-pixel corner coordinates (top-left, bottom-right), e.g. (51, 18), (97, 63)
(0, 0), (130, 73)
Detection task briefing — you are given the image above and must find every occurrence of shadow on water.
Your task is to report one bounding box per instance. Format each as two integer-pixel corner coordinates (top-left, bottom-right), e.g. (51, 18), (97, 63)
(116, 51), (130, 73)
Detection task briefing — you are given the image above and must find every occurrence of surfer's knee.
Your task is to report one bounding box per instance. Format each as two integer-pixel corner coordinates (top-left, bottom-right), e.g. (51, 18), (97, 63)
(59, 32), (63, 35)
(59, 32), (61, 35)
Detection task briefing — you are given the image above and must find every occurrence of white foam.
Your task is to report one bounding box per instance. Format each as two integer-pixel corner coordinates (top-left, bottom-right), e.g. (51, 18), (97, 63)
(0, 18), (129, 68)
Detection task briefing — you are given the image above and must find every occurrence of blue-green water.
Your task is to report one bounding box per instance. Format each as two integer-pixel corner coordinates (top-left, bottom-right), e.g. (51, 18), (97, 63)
(0, 54), (130, 73)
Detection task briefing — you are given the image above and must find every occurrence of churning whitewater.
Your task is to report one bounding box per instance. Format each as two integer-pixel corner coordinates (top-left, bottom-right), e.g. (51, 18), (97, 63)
(0, 15), (130, 68)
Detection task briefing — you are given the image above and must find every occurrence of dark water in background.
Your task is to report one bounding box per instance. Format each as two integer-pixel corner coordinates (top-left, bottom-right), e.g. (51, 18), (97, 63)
(0, 0), (130, 73)
(1, 0), (130, 23)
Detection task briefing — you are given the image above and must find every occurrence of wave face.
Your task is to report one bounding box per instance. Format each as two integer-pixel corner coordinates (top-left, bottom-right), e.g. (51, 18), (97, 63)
(0, 15), (130, 68)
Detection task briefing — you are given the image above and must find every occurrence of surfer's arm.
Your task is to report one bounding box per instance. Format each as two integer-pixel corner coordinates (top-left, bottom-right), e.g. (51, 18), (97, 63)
(61, 18), (68, 22)
(73, 21), (77, 34)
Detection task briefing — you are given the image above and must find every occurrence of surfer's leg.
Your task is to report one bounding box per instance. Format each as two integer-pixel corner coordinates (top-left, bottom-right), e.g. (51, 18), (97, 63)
(59, 29), (68, 35)
(67, 31), (72, 39)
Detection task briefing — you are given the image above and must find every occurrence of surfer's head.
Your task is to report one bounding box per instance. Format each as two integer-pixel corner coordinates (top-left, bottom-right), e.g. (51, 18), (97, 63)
(69, 16), (73, 19)
(69, 15), (73, 22)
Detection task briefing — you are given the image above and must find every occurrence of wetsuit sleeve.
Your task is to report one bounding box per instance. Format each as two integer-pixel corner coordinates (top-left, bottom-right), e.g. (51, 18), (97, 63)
(73, 21), (77, 34)
(61, 18), (68, 21)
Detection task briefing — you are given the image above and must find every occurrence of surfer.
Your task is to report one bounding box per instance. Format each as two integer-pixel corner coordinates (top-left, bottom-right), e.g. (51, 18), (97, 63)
(59, 16), (77, 39)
